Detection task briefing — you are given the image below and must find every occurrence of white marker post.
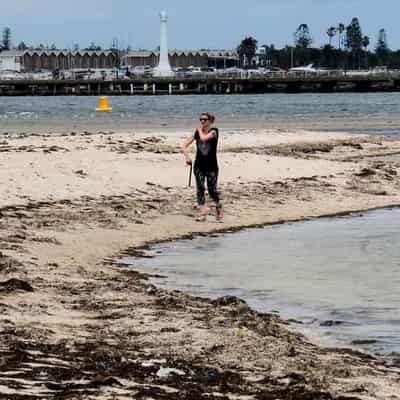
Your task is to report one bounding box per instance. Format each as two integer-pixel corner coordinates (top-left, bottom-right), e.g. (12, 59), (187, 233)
(153, 11), (175, 77)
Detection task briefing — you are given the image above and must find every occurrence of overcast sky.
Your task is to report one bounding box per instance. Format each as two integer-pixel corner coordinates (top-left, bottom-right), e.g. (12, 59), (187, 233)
(2, 0), (398, 50)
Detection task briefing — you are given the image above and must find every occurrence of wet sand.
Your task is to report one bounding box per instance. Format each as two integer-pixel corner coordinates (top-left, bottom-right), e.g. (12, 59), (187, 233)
(1, 129), (400, 399)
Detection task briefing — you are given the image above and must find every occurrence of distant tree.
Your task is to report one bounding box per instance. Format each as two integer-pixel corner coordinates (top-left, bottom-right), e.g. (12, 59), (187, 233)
(237, 36), (258, 68)
(327, 27), (336, 46)
(337, 23), (345, 50)
(294, 24), (312, 48)
(17, 41), (28, 50)
(362, 36), (371, 51)
(2, 27), (11, 50)
(321, 44), (333, 67)
(86, 41), (102, 51)
(362, 36), (370, 51)
(362, 36), (370, 68)
(375, 29), (389, 65)
(345, 18), (363, 52)
(346, 18), (363, 68)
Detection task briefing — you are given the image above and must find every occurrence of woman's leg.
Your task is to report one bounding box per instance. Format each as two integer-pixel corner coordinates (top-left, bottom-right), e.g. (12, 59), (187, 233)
(206, 169), (222, 220)
(194, 167), (206, 218)
(206, 169), (221, 205)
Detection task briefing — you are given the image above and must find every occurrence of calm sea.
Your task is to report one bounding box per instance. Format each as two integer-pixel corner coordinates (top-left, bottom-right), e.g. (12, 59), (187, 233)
(1, 93), (400, 134)
(123, 208), (400, 360)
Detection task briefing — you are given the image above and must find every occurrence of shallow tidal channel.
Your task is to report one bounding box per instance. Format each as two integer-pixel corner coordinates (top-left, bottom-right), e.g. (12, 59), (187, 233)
(123, 208), (400, 359)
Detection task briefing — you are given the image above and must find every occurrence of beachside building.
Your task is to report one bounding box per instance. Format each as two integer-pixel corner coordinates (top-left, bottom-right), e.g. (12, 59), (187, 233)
(0, 50), (23, 71)
(206, 50), (239, 69)
(122, 49), (238, 69)
(0, 50), (116, 72)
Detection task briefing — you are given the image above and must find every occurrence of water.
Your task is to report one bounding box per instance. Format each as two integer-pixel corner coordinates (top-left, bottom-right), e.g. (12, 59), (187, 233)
(1, 93), (400, 134)
(123, 208), (400, 359)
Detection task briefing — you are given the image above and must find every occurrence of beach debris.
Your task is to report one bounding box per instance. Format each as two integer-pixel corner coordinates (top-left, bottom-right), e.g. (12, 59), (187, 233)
(365, 189), (388, 196)
(0, 278), (34, 293)
(0, 252), (23, 272)
(341, 141), (363, 150)
(211, 295), (247, 307)
(42, 145), (69, 153)
(141, 359), (167, 367)
(287, 346), (297, 357)
(146, 285), (157, 295)
(351, 339), (378, 345)
(320, 320), (346, 327)
(156, 367), (185, 378)
(235, 327), (246, 337)
(87, 375), (123, 388)
(354, 167), (376, 177)
(160, 327), (180, 333)
(74, 169), (88, 177)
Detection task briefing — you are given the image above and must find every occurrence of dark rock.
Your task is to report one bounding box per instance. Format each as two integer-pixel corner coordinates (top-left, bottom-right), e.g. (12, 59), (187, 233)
(211, 296), (247, 307)
(354, 168), (376, 177)
(89, 375), (123, 388)
(351, 339), (378, 345)
(0, 279), (34, 293)
(75, 169), (87, 177)
(146, 285), (157, 295)
(160, 327), (180, 333)
(288, 346), (297, 357)
(320, 320), (346, 327)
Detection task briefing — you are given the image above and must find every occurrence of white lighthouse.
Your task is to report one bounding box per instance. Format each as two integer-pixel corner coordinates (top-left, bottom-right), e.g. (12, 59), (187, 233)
(153, 11), (174, 77)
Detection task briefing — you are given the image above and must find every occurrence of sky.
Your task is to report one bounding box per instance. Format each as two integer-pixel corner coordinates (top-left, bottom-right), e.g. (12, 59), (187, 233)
(2, 0), (399, 50)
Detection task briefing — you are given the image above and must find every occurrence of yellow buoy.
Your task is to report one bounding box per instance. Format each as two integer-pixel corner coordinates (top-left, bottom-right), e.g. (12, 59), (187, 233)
(96, 96), (112, 112)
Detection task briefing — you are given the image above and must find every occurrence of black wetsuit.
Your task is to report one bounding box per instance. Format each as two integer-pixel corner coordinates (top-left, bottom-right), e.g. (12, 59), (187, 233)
(193, 128), (220, 206)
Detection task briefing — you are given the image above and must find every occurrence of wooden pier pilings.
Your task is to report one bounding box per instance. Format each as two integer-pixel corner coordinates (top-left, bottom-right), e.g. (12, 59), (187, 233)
(1, 75), (400, 96)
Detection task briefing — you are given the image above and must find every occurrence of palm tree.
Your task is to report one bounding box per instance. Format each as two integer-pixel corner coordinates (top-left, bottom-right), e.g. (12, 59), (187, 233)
(362, 36), (370, 51)
(327, 27), (337, 46)
(337, 23), (345, 50)
(237, 36), (258, 68)
(362, 36), (370, 69)
(294, 24), (312, 48)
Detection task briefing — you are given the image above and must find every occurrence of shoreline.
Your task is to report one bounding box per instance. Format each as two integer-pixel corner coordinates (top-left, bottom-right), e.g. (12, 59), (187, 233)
(1, 129), (400, 398)
(119, 202), (400, 254)
(117, 203), (400, 357)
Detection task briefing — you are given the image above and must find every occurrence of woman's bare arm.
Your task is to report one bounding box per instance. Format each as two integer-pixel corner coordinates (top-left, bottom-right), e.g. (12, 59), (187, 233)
(181, 133), (195, 164)
(198, 127), (217, 142)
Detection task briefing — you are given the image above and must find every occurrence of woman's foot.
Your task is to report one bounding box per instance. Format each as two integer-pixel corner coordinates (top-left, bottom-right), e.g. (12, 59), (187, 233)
(215, 203), (223, 222)
(196, 206), (206, 222)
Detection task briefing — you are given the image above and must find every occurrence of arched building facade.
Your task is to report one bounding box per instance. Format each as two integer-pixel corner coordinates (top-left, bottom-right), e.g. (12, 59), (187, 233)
(122, 50), (238, 69)
(0, 50), (116, 72)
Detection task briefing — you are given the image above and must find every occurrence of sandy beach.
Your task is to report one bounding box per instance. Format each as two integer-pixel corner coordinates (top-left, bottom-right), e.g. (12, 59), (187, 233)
(1, 128), (400, 399)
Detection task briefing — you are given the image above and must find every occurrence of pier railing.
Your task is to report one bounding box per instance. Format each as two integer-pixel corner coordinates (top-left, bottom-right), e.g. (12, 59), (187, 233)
(1, 71), (400, 95)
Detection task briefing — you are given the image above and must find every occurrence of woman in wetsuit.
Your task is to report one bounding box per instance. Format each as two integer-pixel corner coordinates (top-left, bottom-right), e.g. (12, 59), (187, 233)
(181, 112), (222, 222)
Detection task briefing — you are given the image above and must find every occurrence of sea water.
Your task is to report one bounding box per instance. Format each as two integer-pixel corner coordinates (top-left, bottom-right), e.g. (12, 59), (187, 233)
(123, 208), (400, 359)
(1, 93), (400, 134)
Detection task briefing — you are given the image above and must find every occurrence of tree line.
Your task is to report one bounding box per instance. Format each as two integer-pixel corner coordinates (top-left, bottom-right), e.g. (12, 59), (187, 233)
(1, 20), (397, 70)
(238, 18), (395, 69)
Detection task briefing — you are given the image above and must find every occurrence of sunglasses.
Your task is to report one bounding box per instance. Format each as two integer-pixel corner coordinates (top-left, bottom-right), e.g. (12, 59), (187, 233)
(199, 118), (209, 122)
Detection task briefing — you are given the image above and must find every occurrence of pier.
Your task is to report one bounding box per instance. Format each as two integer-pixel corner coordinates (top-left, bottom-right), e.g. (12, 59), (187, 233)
(1, 73), (400, 95)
